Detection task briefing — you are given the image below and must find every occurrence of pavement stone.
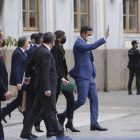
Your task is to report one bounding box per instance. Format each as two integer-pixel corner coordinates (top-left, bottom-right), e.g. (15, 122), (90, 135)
(1, 90), (140, 140)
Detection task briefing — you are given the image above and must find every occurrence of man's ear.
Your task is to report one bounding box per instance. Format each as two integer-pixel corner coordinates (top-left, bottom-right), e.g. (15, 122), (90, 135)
(32, 39), (35, 43)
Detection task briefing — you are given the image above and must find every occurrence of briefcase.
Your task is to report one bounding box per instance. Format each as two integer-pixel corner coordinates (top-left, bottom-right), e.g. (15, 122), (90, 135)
(60, 81), (75, 91)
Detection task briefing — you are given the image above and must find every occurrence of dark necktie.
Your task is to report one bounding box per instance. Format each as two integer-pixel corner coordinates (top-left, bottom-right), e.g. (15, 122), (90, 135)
(0, 51), (4, 61)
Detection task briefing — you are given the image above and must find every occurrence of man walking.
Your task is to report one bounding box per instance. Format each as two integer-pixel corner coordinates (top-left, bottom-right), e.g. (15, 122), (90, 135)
(1, 37), (29, 123)
(0, 30), (12, 140)
(127, 40), (140, 95)
(24, 33), (55, 137)
(58, 25), (109, 131)
(20, 32), (71, 140)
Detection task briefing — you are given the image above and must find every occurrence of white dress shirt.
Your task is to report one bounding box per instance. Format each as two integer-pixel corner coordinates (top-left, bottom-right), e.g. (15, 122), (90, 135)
(19, 47), (25, 53)
(43, 43), (50, 51)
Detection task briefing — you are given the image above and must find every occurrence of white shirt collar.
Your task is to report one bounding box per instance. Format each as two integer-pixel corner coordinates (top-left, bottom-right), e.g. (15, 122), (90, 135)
(43, 43), (50, 51)
(35, 44), (39, 47)
(19, 47), (25, 53)
(79, 37), (87, 44)
(32, 44), (34, 46)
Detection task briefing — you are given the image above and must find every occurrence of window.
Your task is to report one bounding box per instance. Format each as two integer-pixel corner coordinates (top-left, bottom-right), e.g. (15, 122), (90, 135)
(123, 0), (139, 33)
(74, 0), (90, 32)
(22, 0), (39, 31)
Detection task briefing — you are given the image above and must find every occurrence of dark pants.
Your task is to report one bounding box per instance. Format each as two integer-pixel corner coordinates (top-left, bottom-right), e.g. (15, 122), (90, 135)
(63, 76), (98, 126)
(23, 87), (53, 132)
(2, 89), (25, 117)
(128, 69), (140, 91)
(56, 78), (74, 119)
(21, 92), (64, 137)
(0, 102), (4, 140)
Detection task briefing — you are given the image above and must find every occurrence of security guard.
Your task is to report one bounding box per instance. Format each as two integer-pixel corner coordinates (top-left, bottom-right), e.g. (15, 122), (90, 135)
(128, 40), (140, 95)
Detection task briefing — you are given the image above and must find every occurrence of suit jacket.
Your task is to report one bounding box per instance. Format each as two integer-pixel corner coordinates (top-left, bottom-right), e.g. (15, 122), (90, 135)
(0, 56), (8, 101)
(127, 47), (140, 70)
(26, 44), (38, 89)
(51, 45), (68, 80)
(10, 47), (27, 86)
(69, 38), (106, 80)
(25, 44), (58, 95)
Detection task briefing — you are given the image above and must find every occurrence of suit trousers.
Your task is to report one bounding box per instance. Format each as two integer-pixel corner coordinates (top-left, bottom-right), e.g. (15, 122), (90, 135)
(0, 102), (4, 140)
(62, 76), (98, 126)
(128, 69), (140, 91)
(56, 78), (74, 119)
(23, 87), (53, 132)
(21, 92), (64, 137)
(2, 89), (25, 117)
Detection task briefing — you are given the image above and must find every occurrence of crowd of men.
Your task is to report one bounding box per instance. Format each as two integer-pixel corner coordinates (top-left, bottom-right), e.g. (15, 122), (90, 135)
(0, 25), (111, 140)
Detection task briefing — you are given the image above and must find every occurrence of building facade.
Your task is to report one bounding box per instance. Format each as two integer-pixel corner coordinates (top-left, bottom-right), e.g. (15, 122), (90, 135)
(0, 0), (139, 94)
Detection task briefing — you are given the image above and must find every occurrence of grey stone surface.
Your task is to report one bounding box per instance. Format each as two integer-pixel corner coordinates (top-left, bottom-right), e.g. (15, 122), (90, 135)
(1, 90), (140, 140)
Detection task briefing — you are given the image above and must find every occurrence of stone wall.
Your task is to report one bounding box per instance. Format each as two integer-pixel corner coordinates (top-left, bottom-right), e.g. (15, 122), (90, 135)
(1, 48), (136, 96)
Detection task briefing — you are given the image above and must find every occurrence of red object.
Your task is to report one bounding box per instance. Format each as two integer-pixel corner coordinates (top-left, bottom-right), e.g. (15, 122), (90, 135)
(0, 51), (4, 61)
(30, 17), (35, 26)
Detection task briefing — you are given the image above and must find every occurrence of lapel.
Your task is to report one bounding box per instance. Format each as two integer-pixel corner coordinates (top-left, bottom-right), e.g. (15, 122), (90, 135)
(18, 47), (27, 59)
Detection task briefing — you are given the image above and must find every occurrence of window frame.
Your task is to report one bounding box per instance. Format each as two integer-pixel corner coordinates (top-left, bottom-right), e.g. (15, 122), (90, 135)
(123, 0), (139, 33)
(23, 0), (40, 31)
(74, 0), (91, 32)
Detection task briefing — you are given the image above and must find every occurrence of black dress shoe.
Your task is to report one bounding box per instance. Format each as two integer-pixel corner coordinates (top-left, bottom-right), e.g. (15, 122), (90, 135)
(57, 113), (65, 126)
(57, 135), (72, 140)
(136, 92), (140, 95)
(128, 91), (133, 95)
(31, 133), (38, 138)
(18, 106), (23, 114)
(1, 110), (7, 123)
(20, 134), (37, 139)
(47, 132), (56, 137)
(90, 124), (108, 131)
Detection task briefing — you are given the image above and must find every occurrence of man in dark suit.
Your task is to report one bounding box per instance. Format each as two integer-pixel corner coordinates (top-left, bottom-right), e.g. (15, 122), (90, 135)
(1, 37), (29, 123)
(24, 33), (55, 137)
(0, 31), (12, 140)
(20, 32), (71, 140)
(128, 40), (140, 95)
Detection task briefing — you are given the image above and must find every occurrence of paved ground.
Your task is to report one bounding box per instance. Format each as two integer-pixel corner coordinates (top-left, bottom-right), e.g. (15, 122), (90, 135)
(1, 90), (140, 140)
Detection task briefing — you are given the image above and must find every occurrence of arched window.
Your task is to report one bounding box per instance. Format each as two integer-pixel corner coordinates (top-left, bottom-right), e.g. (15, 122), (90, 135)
(123, 0), (139, 33)
(74, 0), (90, 32)
(22, 0), (39, 31)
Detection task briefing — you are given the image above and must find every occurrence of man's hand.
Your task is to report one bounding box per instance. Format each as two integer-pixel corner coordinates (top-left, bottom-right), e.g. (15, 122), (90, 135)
(24, 78), (30, 85)
(105, 25), (109, 39)
(4, 91), (12, 100)
(17, 84), (22, 90)
(45, 91), (51, 97)
(61, 78), (69, 86)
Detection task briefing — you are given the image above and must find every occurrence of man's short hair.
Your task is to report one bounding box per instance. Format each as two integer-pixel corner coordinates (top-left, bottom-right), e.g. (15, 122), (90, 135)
(35, 33), (44, 44)
(18, 37), (27, 48)
(43, 32), (56, 44)
(80, 26), (93, 36)
(30, 33), (37, 40)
